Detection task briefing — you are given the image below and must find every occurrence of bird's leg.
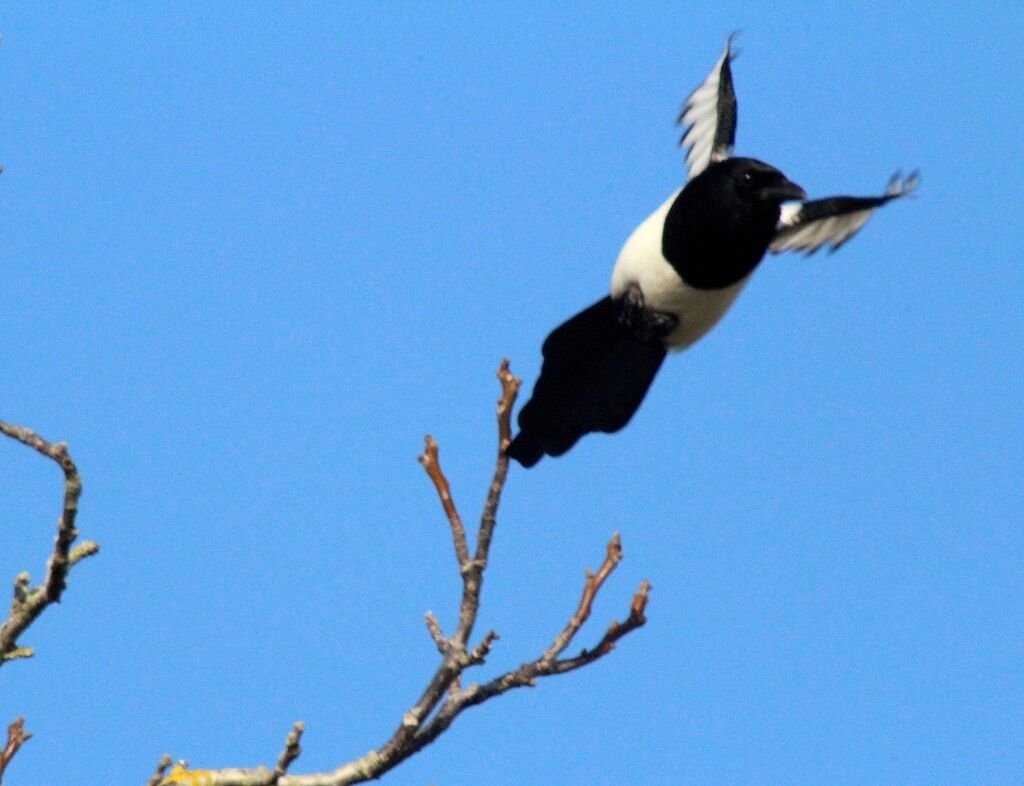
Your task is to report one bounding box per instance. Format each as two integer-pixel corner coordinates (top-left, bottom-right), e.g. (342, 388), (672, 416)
(617, 284), (678, 342)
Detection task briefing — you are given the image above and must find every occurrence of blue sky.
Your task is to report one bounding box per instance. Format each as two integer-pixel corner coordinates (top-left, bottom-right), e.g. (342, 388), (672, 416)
(1, 4), (1022, 784)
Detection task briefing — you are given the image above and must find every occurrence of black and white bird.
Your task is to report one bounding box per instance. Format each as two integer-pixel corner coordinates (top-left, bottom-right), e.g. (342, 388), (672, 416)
(507, 36), (917, 468)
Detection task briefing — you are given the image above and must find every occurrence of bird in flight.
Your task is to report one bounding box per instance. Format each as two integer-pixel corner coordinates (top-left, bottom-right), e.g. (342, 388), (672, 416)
(507, 36), (918, 468)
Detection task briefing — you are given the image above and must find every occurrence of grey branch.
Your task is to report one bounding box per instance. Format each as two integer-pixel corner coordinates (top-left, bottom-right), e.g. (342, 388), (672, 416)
(154, 360), (650, 785)
(144, 755), (173, 786)
(0, 422), (99, 666)
(156, 721), (304, 786)
(271, 723), (305, 784)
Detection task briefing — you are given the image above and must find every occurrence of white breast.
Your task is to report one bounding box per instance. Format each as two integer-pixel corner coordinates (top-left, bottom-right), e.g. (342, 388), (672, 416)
(610, 190), (751, 350)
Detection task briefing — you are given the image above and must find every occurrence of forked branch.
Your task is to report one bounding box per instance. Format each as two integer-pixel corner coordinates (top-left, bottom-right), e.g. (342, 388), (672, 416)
(0, 422), (99, 666)
(157, 360), (649, 786)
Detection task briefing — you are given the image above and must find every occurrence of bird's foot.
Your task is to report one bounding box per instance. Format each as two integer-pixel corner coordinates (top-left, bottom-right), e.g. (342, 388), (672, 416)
(618, 285), (678, 342)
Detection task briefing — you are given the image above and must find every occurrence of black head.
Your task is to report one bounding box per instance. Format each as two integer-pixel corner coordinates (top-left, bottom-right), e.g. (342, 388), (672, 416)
(709, 156), (807, 205)
(662, 157), (806, 289)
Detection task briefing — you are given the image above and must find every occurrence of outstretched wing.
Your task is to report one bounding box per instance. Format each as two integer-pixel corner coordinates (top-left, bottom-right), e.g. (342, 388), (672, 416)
(678, 34), (738, 181)
(771, 171), (920, 255)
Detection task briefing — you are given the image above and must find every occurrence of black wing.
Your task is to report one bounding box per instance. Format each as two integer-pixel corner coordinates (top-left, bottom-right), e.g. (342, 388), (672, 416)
(678, 34), (738, 182)
(771, 171), (919, 255)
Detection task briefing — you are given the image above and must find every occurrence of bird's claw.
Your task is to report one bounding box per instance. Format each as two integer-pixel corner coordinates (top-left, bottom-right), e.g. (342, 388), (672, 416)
(618, 285), (678, 342)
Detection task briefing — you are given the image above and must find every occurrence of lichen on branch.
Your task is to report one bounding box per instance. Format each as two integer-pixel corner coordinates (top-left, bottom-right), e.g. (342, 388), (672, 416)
(0, 422), (99, 667)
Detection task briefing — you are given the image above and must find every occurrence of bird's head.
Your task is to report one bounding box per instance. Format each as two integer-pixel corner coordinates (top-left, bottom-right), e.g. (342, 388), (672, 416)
(664, 157), (808, 288)
(717, 157), (807, 205)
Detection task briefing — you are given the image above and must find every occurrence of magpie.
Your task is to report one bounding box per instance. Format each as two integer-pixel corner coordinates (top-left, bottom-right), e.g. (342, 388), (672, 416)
(506, 36), (918, 468)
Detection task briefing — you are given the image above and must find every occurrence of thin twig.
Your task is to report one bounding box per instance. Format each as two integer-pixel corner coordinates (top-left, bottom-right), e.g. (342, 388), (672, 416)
(145, 754), (173, 786)
(0, 717), (32, 783)
(547, 579), (651, 673)
(457, 360), (520, 650)
(0, 422), (99, 666)
(270, 723), (305, 784)
(151, 360), (649, 786)
(423, 612), (447, 653)
(418, 437), (470, 570)
(408, 534), (649, 750)
(371, 361), (524, 769)
(540, 532), (623, 663)
(467, 630), (499, 665)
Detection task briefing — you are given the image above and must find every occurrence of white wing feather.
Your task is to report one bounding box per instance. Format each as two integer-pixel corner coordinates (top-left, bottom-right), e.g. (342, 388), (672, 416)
(771, 171), (919, 255)
(679, 35), (738, 181)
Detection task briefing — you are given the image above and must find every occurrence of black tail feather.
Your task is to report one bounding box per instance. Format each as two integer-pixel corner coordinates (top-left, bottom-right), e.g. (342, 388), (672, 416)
(507, 297), (666, 467)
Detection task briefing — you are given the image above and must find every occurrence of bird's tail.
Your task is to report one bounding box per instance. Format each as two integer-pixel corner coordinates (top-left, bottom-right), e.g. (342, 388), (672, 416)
(507, 296), (666, 467)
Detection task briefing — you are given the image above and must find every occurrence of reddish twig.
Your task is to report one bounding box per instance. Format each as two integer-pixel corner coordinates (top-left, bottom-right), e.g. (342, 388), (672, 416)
(548, 578), (651, 672)
(0, 716), (32, 783)
(541, 532), (624, 663)
(373, 362), (523, 769)
(152, 360), (649, 786)
(418, 437), (470, 570)
(409, 534), (649, 748)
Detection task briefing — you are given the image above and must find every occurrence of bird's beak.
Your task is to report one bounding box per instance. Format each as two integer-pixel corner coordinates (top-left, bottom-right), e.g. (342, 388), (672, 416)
(759, 178), (807, 202)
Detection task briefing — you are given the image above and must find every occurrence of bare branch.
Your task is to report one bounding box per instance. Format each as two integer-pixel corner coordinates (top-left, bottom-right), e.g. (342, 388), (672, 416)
(406, 534), (649, 752)
(0, 716), (32, 783)
(271, 723), (305, 785)
(423, 612), (447, 654)
(418, 436), (470, 570)
(467, 359), (520, 642)
(371, 360), (523, 772)
(467, 630), (499, 665)
(153, 360), (649, 786)
(0, 422), (99, 667)
(547, 578), (651, 674)
(145, 755), (173, 786)
(541, 532), (624, 664)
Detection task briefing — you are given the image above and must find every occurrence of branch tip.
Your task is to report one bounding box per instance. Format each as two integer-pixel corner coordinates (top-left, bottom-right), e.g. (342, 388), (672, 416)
(1, 646), (34, 662)
(0, 716), (32, 782)
(272, 721), (305, 781)
(12, 573), (30, 609)
(468, 630), (499, 665)
(425, 612), (447, 652)
(417, 434), (438, 467)
(145, 754), (174, 786)
(494, 359), (522, 451)
(0, 422), (96, 668)
(632, 579), (652, 620)
(418, 433), (470, 572)
(70, 540), (100, 565)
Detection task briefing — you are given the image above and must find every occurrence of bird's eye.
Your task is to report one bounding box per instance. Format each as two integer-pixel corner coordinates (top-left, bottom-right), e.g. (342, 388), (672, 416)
(743, 172), (753, 182)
